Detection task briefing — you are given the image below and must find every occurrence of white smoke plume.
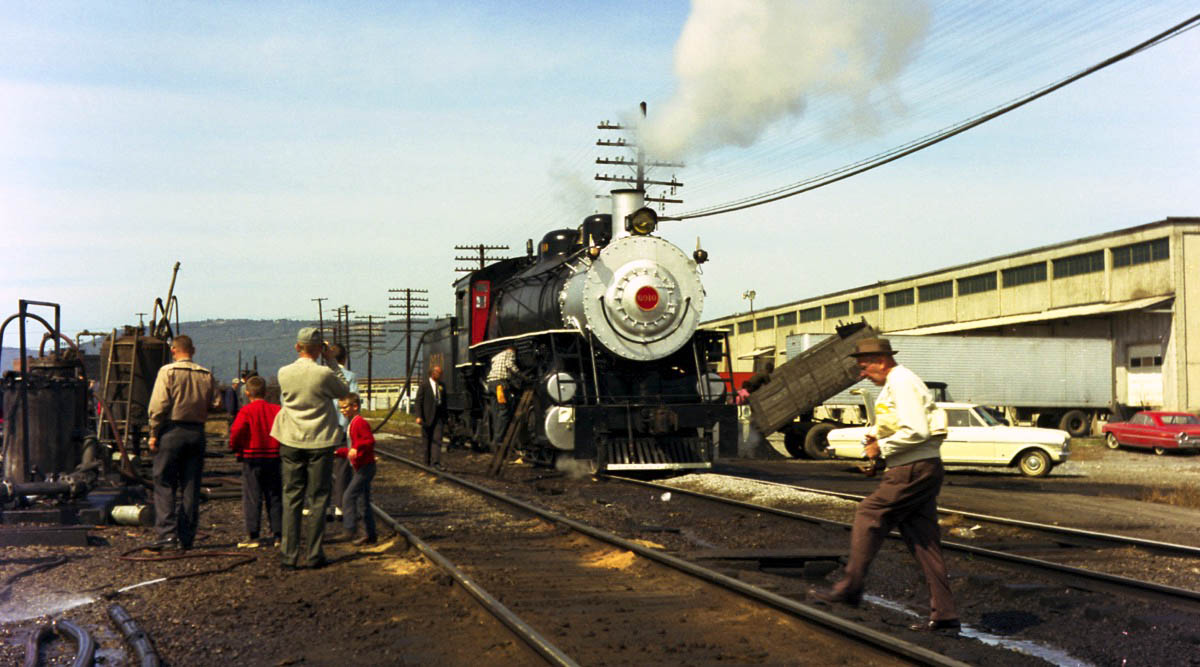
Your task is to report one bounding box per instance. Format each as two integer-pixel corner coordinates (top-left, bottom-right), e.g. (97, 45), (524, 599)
(643, 0), (930, 160)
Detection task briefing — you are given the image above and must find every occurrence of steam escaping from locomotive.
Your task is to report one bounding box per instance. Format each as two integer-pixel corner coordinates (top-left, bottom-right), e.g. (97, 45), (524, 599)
(642, 0), (931, 160)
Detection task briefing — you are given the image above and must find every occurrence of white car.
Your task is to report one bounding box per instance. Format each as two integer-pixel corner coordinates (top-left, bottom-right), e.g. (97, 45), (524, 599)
(825, 402), (1070, 477)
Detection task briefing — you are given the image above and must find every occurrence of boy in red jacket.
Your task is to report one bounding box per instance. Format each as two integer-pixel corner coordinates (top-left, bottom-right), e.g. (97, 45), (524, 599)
(336, 393), (377, 545)
(229, 376), (283, 548)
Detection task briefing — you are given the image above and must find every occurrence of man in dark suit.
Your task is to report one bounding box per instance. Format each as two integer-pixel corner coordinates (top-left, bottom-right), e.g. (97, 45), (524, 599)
(414, 365), (446, 467)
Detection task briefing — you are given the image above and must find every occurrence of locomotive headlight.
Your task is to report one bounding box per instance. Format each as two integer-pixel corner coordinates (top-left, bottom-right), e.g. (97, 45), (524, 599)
(626, 207), (658, 236)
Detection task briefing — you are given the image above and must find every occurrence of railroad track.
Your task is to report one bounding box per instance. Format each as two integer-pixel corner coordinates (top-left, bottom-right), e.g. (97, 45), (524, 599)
(723, 474), (1200, 558)
(372, 445), (969, 666)
(606, 472), (1200, 609)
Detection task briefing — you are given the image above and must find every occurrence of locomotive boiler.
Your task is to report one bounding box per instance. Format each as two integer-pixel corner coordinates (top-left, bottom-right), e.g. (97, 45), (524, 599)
(428, 189), (737, 472)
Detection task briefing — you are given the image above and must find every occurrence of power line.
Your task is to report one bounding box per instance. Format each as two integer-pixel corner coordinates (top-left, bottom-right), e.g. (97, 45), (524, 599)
(668, 12), (1200, 221)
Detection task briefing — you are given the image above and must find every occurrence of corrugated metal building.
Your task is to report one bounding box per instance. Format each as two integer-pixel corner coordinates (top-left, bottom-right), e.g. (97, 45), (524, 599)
(704, 217), (1200, 411)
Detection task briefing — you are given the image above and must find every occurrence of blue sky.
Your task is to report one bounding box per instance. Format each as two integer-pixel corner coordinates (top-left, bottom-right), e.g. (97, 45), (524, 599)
(2, 1), (1197, 336)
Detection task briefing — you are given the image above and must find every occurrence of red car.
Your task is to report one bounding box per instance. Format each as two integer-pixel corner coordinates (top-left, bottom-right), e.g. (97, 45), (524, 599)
(1102, 411), (1200, 455)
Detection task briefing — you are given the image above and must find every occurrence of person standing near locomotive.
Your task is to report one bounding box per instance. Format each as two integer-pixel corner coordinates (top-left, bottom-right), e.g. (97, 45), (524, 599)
(414, 365), (446, 468)
(328, 343), (357, 521)
(147, 335), (218, 551)
(810, 337), (959, 633)
(485, 346), (519, 450)
(271, 327), (350, 569)
(228, 375), (283, 548)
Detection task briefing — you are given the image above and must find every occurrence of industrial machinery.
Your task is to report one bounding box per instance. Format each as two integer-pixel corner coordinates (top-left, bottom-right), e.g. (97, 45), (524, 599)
(426, 189), (737, 472)
(0, 264), (184, 543)
(0, 301), (118, 542)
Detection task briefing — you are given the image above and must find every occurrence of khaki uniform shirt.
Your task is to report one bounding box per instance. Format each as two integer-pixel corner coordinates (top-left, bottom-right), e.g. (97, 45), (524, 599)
(147, 359), (218, 435)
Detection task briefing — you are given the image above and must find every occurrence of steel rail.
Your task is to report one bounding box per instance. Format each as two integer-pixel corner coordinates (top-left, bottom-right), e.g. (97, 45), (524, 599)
(369, 500), (580, 667)
(728, 474), (1200, 558)
(375, 446), (970, 667)
(607, 475), (1200, 608)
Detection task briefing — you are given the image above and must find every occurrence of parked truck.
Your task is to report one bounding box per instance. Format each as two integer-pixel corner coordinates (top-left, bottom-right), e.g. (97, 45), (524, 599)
(782, 333), (1115, 457)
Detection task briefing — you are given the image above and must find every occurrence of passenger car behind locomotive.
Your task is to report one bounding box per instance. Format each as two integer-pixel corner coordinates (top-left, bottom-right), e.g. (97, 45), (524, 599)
(425, 189), (737, 472)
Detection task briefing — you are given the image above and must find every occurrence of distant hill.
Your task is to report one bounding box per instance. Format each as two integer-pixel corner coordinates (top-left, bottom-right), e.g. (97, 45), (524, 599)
(176, 319), (428, 384)
(5, 320), (430, 386)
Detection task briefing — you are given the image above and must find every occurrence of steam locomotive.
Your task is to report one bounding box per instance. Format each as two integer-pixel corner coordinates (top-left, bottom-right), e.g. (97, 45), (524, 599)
(425, 189), (737, 472)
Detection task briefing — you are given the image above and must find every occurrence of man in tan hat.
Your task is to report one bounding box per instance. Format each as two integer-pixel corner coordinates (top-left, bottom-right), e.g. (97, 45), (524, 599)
(271, 327), (350, 569)
(810, 337), (959, 633)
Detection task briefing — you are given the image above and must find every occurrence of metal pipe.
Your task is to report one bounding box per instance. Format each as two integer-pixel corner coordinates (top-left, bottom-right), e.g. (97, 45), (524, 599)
(0, 480), (86, 502)
(0, 306), (62, 483)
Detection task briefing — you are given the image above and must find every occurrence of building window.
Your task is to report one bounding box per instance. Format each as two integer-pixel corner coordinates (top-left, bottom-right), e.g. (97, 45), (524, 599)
(756, 315), (775, 330)
(885, 288), (914, 308)
(1002, 261), (1047, 288)
(824, 301), (849, 318)
(1053, 250), (1104, 278)
(1112, 237), (1169, 268)
(918, 281), (953, 302)
(799, 306), (822, 323)
(957, 272), (997, 296)
(852, 295), (879, 313)
(737, 320), (753, 334)
(776, 311), (797, 327)
(1129, 355), (1163, 368)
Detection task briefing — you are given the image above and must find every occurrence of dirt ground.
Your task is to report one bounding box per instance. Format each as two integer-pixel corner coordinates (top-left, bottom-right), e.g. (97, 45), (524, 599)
(4, 433), (1200, 665)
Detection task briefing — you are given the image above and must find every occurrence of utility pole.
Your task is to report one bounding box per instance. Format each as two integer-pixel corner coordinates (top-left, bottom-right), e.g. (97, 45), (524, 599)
(388, 288), (429, 391)
(454, 245), (509, 273)
(594, 101), (685, 210)
(350, 315), (385, 408)
(333, 305), (354, 368)
(311, 297), (327, 340)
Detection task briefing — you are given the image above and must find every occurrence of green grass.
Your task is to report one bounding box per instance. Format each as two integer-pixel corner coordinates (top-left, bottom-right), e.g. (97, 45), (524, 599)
(1067, 436), (1107, 461)
(363, 408), (418, 436)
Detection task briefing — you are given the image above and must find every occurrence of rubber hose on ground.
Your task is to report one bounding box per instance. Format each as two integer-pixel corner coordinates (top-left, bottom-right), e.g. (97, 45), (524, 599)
(108, 603), (162, 667)
(53, 619), (96, 667)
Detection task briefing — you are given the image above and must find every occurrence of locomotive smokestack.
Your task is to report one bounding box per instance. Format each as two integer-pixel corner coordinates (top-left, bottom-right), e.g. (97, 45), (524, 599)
(610, 188), (644, 241)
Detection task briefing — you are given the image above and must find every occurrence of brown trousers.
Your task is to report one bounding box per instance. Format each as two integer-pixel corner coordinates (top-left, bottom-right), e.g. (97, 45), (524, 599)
(833, 457), (958, 621)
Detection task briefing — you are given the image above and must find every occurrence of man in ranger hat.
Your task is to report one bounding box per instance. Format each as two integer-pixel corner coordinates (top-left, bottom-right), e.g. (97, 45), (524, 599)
(810, 337), (960, 633)
(271, 327), (350, 569)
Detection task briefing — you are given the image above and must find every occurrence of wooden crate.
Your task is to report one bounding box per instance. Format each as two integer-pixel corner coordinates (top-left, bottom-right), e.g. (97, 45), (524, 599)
(747, 322), (879, 434)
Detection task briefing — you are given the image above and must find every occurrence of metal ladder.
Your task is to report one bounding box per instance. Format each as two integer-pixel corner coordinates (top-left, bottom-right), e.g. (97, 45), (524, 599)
(98, 328), (142, 450)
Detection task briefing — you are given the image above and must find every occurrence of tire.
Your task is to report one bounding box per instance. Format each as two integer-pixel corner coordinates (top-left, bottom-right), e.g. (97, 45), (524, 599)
(1154, 447), (1167, 456)
(783, 423), (813, 458)
(804, 423), (836, 459)
(1017, 449), (1052, 477)
(1105, 433), (1121, 450)
(1058, 410), (1091, 438)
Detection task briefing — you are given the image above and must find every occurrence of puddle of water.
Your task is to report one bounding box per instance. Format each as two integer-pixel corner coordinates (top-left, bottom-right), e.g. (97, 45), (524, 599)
(864, 594), (1095, 667)
(0, 595), (96, 623)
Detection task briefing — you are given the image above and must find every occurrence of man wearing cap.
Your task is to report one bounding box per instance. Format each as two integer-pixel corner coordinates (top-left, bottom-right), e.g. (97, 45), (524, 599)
(147, 335), (218, 551)
(810, 337), (959, 633)
(271, 327), (350, 569)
